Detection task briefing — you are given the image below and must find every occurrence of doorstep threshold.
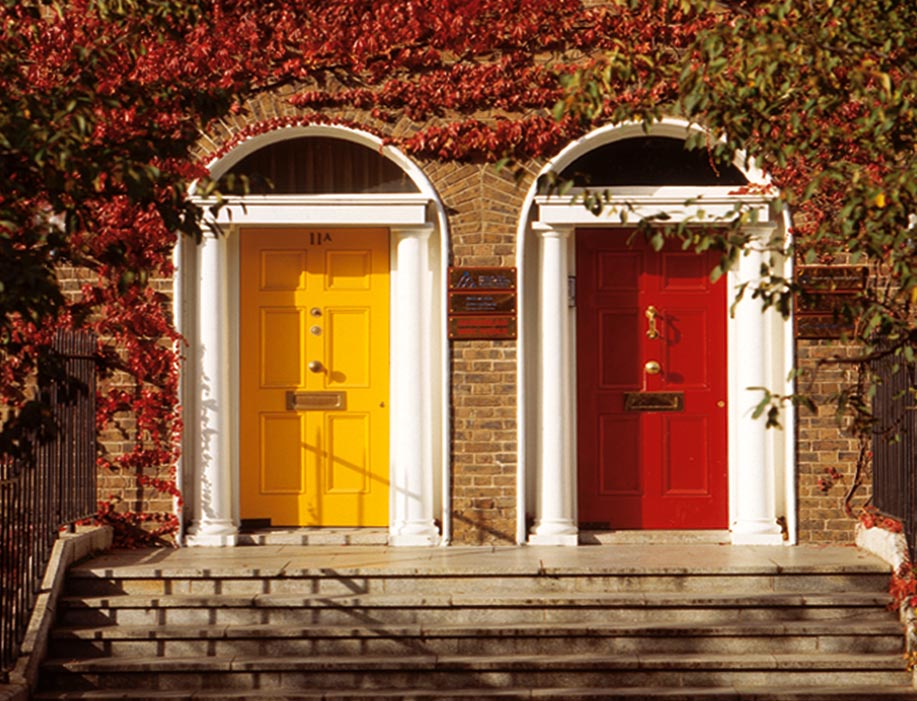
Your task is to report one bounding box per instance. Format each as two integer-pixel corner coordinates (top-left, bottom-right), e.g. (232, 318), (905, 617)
(579, 529), (732, 545)
(237, 527), (389, 546)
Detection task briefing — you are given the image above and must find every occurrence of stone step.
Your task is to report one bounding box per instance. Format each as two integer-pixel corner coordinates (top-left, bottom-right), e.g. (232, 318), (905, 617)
(49, 620), (904, 658)
(63, 569), (891, 597)
(42, 548), (907, 699)
(30, 688), (917, 701)
(54, 591), (892, 627)
(40, 653), (912, 691)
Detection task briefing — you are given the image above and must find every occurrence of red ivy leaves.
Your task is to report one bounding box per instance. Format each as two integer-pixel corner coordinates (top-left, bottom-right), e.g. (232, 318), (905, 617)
(3, 0), (737, 546)
(279, 0), (719, 161)
(860, 506), (904, 535)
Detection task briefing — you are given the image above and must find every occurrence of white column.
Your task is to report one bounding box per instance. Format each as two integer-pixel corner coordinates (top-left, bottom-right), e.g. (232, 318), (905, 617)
(389, 225), (439, 546)
(730, 245), (783, 545)
(529, 224), (578, 545)
(186, 230), (238, 546)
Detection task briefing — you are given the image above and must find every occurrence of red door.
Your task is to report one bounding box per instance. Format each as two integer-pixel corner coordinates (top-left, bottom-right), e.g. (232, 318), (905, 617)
(576, 230), (727, 529)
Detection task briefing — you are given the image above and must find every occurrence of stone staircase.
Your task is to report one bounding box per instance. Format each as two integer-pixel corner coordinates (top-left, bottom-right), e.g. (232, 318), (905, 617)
(34, 547), (916, 700)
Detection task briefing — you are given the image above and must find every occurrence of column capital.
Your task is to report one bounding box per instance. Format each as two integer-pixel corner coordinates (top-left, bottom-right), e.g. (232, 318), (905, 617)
(532, 222), (573, 239)
(391, 223), (435, 240)
(199, 225), (229, 242)
(740, 223), (781, 241)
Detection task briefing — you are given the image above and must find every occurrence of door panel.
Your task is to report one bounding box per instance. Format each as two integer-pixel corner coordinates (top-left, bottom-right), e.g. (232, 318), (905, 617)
(240, 228), (389, 527)
(327, 309), (371, 386)
(598, 415), (641, 494)
(261, 309), (303, 386)
(577, 230), (727, 529)
(260, 414), (303, 493)
(325, 413), (370, 493)
(600, 311), (640, 386)
(663, 414), (709, 494)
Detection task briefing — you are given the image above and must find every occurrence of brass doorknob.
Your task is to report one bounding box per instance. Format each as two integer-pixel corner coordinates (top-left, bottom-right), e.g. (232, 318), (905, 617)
(644, 360), (661, 375)
(308, 360), (324, 373)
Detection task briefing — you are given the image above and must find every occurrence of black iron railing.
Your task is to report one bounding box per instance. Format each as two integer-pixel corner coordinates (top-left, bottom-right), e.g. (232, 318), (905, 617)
(0, 330), (97, 680)
(871, 348), (917, 562)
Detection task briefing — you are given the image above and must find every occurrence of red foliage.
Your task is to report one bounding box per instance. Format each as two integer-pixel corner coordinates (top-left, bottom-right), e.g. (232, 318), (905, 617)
(860, 506), (904, 534)
(889, 562), (917, 611)
(2, 0), (730, 546)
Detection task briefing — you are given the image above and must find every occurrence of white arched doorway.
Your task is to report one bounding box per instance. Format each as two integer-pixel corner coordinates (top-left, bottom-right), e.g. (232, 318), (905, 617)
(516, 119), (795, 546)
(179, 125), (448, 546)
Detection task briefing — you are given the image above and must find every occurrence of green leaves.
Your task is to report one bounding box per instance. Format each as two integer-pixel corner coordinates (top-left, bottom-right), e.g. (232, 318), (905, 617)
(545, 0), (917, 440)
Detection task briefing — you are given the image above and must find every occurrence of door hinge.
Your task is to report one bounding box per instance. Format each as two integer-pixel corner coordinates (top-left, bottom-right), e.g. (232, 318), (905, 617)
(568, 275), (576, 308)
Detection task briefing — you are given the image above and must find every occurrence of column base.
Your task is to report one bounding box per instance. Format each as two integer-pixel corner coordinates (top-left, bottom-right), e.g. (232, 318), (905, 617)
(185, 520), (239, 547)
(528, 520), (579, 546)
(730, 521), (785, 546)
(389, 523), (440, 547)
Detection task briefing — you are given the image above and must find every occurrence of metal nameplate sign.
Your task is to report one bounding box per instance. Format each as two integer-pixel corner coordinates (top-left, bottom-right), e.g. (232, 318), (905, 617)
(449, 315), (517, 340)
(449, 291), (516, 314)
(448, 267), (517, 290)
(794, 315), (853, 340)
(624, 392), (684, 412)
(794, 265), (866, 340)
(286, 391), (347, 411)
(447, 267), (517, 339)
(796, 266), (867, 291)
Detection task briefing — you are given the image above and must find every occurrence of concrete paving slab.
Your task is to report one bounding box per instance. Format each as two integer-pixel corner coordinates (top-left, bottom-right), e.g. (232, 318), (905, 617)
(70, 543), (892, 578)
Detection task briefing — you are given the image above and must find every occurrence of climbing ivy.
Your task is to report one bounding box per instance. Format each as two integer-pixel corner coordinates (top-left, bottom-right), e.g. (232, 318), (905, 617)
(5, 0), (911, 542)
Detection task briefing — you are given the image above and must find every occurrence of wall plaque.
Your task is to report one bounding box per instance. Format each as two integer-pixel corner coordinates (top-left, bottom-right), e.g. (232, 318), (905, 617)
(448, 267), (517, 340)
(449, 267), (516, 290)
(449, 291), (516, 314)
(449, 315), (517, 340)
(795, 265), (867, 340)
(797, 266), (867, 291)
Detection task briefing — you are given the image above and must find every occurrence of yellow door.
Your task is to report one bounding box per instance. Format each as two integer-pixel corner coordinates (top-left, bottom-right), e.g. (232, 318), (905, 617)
(239, 228), (390, 526)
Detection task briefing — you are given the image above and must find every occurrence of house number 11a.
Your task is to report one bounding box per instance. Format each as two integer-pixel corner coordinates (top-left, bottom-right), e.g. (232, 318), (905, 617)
(309, 231), (333, 245)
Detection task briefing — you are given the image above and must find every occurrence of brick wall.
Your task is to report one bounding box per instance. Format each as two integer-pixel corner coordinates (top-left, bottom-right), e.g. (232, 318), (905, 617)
(427, 160), (535, 544)
(450, 341), (517, 544)
(72, 85), (873, 547)
(795, 339), (870, 543)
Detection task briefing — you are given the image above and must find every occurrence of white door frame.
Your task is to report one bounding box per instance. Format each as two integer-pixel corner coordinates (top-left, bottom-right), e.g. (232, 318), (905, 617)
(516, 119), (796, 546)
(178, 125), (449, 546)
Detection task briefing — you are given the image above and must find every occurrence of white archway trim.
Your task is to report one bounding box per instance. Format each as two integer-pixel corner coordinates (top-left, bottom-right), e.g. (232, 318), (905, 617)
(537, 186), (772, 228)
(210, 195), (429, 228)
(515, 118), (794, 547)
(182, 126), (450, 547)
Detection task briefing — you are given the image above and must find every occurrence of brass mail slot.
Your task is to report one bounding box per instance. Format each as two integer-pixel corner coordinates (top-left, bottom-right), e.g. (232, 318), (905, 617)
(624, 391), (684, 412)
(285, 391), (347, 411)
